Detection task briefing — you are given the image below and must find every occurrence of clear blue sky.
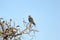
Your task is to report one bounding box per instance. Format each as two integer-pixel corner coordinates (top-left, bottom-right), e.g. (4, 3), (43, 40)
(0, 0), (60, 40)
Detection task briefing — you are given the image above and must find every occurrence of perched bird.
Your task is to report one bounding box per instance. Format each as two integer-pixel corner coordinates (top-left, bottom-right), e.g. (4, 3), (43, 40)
(28, 15), (36, 26)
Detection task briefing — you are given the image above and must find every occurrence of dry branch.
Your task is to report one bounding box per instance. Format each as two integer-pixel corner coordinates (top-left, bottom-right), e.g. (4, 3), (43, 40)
(0, 17), (38, 40)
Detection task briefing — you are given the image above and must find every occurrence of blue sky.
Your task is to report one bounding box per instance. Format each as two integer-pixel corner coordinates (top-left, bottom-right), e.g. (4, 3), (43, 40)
(0, 0), (60, 40)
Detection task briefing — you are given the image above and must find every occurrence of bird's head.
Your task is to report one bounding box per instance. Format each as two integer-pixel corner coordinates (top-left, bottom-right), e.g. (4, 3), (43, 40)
(28, 15), (31, 18)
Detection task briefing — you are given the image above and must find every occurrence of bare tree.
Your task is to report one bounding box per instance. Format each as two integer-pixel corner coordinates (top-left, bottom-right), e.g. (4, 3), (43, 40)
(0, 16), (38, 40)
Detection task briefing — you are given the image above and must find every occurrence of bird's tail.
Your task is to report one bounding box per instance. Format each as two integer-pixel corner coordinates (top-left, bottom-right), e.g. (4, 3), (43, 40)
(33, 22), (36, 27)
(33, 22), (35, 25)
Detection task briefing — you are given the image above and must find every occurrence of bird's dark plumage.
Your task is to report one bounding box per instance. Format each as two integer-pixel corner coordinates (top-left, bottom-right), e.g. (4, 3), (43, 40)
(28, 15), (35, 26)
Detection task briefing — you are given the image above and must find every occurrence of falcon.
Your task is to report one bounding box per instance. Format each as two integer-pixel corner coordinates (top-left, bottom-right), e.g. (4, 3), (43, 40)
(28, 15), (36, 26)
